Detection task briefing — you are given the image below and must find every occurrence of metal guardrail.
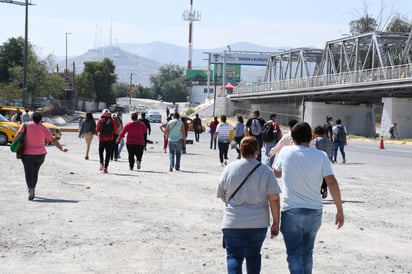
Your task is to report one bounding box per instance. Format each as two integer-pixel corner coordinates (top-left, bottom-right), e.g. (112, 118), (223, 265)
(234, 63), (412, 95)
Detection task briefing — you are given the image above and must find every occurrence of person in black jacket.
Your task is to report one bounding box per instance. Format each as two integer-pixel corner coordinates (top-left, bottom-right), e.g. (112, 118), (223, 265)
(79, 112), (97, 160)
(140, 112), (151, 150)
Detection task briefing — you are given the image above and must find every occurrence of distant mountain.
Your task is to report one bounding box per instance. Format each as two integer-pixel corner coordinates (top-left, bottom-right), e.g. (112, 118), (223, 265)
(117, 41), (284, 68)
(63, 47), (162, 86)
(61, 42), (285, 86)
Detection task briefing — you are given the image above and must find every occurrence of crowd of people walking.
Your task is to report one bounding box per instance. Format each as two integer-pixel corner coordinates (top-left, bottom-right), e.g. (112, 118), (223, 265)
(12, 106), (347, 274)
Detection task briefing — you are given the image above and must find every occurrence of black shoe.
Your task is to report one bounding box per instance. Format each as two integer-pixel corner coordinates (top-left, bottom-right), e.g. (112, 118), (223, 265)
(28, 189), (35, 201)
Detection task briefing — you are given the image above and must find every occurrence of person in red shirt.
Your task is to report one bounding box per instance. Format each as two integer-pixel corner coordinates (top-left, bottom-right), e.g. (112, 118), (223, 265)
(96, 109), (117, 173)
(116, 112), (147, 170)
(208, 117), (219, 150)
(264, 113), (283, 167)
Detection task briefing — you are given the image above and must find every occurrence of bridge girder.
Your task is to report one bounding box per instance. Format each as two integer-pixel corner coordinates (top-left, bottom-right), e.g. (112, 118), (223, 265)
(263, 31), (412, 84)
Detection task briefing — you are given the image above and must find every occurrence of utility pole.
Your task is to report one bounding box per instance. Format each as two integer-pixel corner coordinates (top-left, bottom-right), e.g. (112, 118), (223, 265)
(0, 0), (35, 107)
(129, 73), (133, 106)
(65, 32), (72, 74)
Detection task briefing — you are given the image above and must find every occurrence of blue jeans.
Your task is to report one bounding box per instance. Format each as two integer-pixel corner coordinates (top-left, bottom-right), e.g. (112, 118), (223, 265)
(333, 142), (345, 162)
(168, 139), (183, 169)
(281, 208), (322, 274)
(253, 135), (263, 162)
(264, 140), (276, 167)
(210, 129), (216, 149)
(117, 137), (125, 155)
(223, 228), (267, 274)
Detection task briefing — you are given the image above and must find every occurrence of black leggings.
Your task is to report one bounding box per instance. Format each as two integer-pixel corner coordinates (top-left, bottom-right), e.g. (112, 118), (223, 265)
(218, 142), (229, 163)
(22, 154), (46, 189)
(99, 141), (112, 168)
(126, 144), (145, 169)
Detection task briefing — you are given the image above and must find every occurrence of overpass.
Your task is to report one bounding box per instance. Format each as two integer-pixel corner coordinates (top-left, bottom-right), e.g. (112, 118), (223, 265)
(222, 31), (412, 138)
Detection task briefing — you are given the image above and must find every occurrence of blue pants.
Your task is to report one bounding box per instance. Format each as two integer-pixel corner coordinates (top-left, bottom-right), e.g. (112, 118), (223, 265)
(281, 208), (322, 274)
(264, 140), (276, 167)
(168, 139), (183, 170)
(223, 228), (267, 274)
(210, 129), (216, 149)
(333, 142), (346, 162)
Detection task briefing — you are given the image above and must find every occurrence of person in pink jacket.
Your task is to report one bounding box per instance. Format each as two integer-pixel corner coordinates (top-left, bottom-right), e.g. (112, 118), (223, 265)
(13, 111), (68, 201)
(116, 112), (147, 170)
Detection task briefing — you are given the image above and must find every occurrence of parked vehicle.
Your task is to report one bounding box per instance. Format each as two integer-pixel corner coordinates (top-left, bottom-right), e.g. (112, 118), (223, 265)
(146, 110), (162, 123)
(0, 106), (62, 140)
(185, 117), (206, 132)
(0, 113), (19, 145)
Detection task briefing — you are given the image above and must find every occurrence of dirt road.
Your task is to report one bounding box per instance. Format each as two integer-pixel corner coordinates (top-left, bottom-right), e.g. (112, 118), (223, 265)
(0, 122), (411, 273)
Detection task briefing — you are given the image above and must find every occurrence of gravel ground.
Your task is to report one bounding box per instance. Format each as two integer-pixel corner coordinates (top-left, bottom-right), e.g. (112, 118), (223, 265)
(0, 120), (411, 274)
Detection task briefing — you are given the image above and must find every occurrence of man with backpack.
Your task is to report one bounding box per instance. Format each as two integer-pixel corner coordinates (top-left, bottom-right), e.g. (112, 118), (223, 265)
(245, 110), (265, 162)
(332, 119), (348, 164)
(96, 109), (117, 173)
(262, 113), (283, 167)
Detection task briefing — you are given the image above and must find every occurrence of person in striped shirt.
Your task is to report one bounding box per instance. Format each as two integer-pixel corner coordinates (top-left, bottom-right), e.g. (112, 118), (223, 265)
(214, 115), (233, 166)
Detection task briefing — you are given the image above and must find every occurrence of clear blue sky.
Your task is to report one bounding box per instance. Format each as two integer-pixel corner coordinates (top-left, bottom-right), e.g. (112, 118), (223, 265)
(0, 0), (410, 57)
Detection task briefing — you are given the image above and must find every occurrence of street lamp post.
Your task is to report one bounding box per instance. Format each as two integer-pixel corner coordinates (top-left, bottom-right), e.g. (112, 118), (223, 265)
(129, 73), (133, 106)
(0, 0), (35, 107)
(213, 71), (217, 116)
(65, 32), (72, 74)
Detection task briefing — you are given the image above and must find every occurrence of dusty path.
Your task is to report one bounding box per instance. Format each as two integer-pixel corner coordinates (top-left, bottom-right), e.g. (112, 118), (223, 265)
(0, 122), (411, 273)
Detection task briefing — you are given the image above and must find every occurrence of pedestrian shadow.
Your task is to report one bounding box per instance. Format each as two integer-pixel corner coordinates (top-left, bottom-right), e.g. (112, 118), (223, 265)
(174, 170), (207, 174)
(333, 162), (365, 165)
(323, 200), (365, 204)
(108, 172), (141, 176)
(133, 170), (168, 174)
(33, 197), (79, 203)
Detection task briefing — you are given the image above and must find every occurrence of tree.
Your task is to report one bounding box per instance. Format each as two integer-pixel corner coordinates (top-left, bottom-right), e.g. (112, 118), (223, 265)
(386, 14), (412, 32)
(0, 37), (68, 106)
(350, 15), (378, 35)
(150, 64), (187, 102)
(77, 58), (117, 107)
(0, 37), (25, 84)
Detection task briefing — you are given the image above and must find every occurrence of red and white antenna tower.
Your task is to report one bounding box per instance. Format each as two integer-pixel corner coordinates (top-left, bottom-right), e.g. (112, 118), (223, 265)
(182, 0), (201, 70)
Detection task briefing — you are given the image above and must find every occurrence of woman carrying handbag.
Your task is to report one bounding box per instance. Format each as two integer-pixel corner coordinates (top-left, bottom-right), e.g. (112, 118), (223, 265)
(217, 136), (281, 273)
(13, 112), (68, 201)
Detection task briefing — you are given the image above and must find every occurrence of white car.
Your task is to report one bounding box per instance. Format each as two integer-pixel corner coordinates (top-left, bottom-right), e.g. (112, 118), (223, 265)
(146, 110), (162, 123)
(134, 104), (148, 113)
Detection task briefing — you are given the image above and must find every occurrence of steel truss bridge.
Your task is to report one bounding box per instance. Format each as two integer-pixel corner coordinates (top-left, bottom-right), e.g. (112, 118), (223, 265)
(231, 31), (412, 103)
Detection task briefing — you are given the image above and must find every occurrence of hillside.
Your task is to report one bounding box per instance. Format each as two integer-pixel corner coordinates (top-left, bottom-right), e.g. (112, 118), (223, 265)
(62, 42), (285, 86)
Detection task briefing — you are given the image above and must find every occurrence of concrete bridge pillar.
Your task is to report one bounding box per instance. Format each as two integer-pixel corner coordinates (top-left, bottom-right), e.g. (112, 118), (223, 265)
(381, 97), (412, 139)
(304, 102), (376, 137)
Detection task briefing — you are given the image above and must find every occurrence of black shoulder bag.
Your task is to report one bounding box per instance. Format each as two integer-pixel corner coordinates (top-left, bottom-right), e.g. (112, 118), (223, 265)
(222, 162), (262, 248)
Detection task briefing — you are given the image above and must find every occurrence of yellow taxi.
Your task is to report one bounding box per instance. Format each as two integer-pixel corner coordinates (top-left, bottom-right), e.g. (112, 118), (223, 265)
(185, 117), (206, 132)
(0, 113), (19, 145)
(0, 106), (62, 141)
